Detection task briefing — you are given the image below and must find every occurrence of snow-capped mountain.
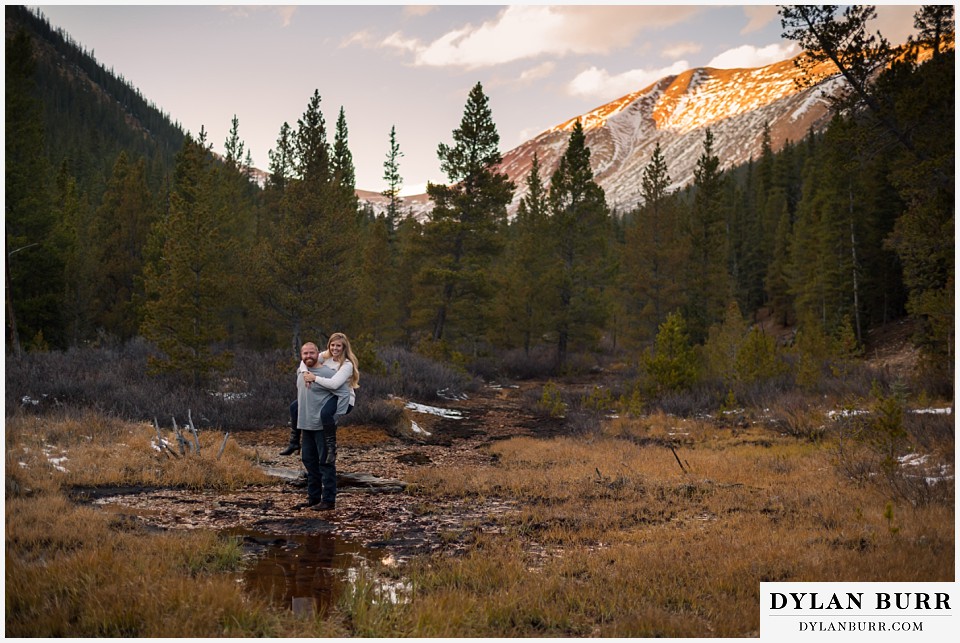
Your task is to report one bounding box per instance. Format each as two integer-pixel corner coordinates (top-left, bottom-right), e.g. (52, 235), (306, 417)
(368, 52), (841, 218)
(498, 54), (840, 214)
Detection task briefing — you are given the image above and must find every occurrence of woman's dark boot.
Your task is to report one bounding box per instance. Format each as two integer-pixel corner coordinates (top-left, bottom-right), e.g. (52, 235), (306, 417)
(279, 418), (301, 456)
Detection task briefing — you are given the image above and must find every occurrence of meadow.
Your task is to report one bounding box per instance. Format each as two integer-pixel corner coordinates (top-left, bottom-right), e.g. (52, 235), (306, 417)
(5, 348), (954, 637)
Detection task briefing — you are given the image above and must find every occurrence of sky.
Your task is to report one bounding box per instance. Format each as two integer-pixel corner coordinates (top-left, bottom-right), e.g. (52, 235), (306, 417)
(32, 3), (920, 195)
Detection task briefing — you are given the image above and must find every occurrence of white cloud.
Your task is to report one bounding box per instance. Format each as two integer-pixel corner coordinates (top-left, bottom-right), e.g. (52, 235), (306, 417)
(662, 41), (701, 60)
(218, 5), (297, 27)
(567, 60), (690, 100)
(707, 43), (800, 70)
(382, 31), (421, 55)
(406, 5), (700, 68)
(518, 61), (556, 83)
(276, 6), (297, 28)
(403, 6), (436, 19)
(741, 5), (778, 35)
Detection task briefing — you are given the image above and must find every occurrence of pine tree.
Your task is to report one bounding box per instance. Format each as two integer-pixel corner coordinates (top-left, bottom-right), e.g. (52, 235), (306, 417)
(544, 120), (613, 368)
(252, 90), (357, 354)
(416, 82), (514, 346)
(779, 5), (917, 159)
(493, 153), (551, 354)
(382, 124), (404, 235)
(683, 129), (731, 343)
(883, 47), (954, 371)
(332, 106), (358, 213)
(6, 27), (62, 352)
(52, 161), (97, 345)
(622, 143), (686, 345)
(910, 5), (954, 59)
(644, 311), (700, 393)
(141, 131), (234, 384)
(355, 216), (403, 343)
(93, 151), (156, 340)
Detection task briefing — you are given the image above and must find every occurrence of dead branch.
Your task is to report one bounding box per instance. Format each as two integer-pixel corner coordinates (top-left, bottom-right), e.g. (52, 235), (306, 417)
(216, 432), (230, 460)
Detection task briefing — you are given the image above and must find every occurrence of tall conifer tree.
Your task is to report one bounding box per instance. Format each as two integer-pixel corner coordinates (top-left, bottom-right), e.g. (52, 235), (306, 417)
(684, 129), (731, 343)
(545, 120), (612, 368)
(416, 82), (514, 346)
(6, 28), (61, 351)
(382, 124), (404, 235)
(493, 153), (550, 353)
(623, 143), (685, 345)
(141, 131), (234, 384)
(93, 152), (156, 340)
(253, 90), (356, 354)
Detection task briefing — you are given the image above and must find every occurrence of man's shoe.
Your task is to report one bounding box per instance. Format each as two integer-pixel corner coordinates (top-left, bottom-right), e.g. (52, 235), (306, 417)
(279, 444), (300, 456)
(293, 498), (320, 510)
(310, 501), (336, 511)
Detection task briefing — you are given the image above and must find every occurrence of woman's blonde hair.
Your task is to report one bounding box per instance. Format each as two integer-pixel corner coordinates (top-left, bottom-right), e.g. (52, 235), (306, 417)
(327, 332), (360, 388)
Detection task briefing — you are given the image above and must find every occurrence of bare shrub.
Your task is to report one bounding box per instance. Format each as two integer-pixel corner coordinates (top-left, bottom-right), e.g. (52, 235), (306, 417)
(6, 342), (479, 431)
(499, 346), (559, 380)
(766, 391), (829, 442)
(376, 346), (480, 402)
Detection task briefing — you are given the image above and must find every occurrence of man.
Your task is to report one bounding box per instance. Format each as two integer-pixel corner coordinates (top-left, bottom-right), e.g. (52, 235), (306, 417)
(292, 341), (349, 512)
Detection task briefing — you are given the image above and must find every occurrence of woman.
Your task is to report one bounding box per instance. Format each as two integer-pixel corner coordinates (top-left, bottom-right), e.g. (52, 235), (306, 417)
(293, 333), (359, 512)
(279, 336), (358, 456)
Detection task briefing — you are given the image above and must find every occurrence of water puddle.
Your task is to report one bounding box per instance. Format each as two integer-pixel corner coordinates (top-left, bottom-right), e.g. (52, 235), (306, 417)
(89, 498), (403, 616)
(227, 527), (402, 616)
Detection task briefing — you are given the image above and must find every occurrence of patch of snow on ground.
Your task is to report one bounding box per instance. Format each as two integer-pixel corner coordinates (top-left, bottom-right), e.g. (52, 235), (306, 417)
(405, 402), (463, 419)
(827, 409), (869, 419)
(410, 421), (431, 437)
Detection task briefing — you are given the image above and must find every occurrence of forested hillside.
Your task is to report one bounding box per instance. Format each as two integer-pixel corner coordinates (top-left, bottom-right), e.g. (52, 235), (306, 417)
(5, 5), (954, 395)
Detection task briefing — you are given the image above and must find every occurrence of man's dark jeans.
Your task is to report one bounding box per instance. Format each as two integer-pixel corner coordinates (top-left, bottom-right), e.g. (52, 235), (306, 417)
(301, 396), (338, 503)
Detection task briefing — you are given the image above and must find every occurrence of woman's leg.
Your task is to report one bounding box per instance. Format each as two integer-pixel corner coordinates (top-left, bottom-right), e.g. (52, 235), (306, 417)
(279, 400), (301, 455)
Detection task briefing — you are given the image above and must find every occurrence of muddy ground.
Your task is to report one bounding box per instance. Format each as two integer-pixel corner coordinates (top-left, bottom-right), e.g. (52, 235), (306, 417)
(86, 381), (565, 563)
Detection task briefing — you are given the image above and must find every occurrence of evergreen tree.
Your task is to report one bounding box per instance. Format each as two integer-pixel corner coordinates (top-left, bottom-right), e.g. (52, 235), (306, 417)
(332, 105), (358, 213)
(643, 310), (700, 393)
(215, 117), (260, 345)
(683, 129), (731, 343)
(52, 161), (97, 345)
(545, 120), (613, 368)
(765, 200), (795, 327)
(382, 124), (404, 235)
(252, 90), (357, 354)
(493, 153), (551, 353)
(416, 82), (514, 346)
(779, 5), (917, 159)
(93, 151), (156, 340)
(262, 121), (295, 239)
(141, 131), (234, 384)
(622, 143), (686, 345)
(883, 48), (955, 372)
(908, 5), (954, 60)
(6, 27), (62, 352)
(355, 216), (403, 344)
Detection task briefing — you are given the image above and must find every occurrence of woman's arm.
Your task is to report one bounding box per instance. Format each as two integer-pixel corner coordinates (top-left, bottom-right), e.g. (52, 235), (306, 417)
(311, 361), (353, 389)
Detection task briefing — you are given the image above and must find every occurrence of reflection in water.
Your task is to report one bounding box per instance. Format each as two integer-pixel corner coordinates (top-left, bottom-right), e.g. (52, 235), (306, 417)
(228, 528), (380, 615)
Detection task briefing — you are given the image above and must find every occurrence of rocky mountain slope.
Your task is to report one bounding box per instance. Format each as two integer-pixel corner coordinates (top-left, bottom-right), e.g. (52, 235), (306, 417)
(384, 53), (841, 219)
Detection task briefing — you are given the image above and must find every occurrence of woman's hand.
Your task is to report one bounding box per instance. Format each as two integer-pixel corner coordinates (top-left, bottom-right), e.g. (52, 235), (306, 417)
(303, 371), (317, 384)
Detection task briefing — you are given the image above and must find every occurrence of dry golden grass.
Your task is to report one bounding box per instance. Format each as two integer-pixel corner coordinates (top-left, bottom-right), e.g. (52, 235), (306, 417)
(6, 404), (953, 637)
(4, 410), (335, 637)
(397, 415), (953, 637)
(6, 410), (271, 491)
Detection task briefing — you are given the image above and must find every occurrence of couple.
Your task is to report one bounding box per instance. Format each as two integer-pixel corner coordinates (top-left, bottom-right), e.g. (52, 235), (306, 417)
(285, 332), (359, 512)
